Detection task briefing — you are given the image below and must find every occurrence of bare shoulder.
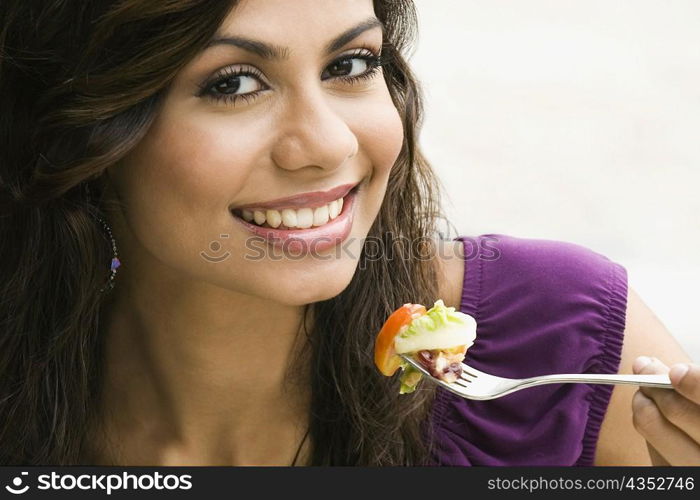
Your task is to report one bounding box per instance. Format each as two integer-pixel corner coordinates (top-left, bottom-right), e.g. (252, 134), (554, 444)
(595, 286), (693, 465)
(434, 238), (466, 310)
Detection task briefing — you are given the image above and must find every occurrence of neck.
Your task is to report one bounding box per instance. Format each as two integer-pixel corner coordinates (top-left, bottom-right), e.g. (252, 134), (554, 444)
(91, 255), (313, 465)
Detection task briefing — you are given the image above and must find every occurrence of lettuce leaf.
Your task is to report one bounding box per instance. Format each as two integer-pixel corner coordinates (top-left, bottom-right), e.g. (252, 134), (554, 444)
(398, 362), (422, 394)
(394, 299), (476, 354)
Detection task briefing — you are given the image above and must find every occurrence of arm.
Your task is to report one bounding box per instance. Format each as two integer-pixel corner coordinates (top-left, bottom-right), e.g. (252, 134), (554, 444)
(594, 287), (693, 465)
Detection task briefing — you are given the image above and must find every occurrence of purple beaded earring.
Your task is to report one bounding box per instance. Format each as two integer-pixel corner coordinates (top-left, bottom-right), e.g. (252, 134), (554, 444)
(95, 215), (121, 293)
(84, 182), (121, 292)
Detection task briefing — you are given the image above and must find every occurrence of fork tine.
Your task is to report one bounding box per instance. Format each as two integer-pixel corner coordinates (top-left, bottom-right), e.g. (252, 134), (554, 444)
(460, 362), (486, 377)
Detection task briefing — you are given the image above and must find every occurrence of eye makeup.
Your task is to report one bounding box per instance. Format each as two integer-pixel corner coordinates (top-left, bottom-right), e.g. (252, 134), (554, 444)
(194, 46), (384, 107)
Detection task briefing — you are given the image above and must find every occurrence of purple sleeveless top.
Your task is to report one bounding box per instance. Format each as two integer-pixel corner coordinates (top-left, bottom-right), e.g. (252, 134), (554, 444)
(426, 233), (628, 466)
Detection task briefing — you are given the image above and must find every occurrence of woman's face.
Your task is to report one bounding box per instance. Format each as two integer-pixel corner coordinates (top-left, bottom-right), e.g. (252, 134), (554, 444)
(107, 0), (404, 305)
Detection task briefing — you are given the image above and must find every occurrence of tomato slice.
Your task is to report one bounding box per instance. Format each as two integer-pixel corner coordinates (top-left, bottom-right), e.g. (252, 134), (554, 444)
(374, 303), (427, 376)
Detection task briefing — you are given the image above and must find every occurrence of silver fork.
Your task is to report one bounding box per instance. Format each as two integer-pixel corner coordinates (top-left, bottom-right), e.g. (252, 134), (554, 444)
(400, 355), (673, 400)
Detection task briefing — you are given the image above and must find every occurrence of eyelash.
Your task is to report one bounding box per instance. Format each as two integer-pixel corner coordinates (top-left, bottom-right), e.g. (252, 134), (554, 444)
(196, 47), (384, 107)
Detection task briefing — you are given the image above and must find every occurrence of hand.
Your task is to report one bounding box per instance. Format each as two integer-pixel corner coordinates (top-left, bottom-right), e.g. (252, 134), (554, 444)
(631, 356), (700, 465)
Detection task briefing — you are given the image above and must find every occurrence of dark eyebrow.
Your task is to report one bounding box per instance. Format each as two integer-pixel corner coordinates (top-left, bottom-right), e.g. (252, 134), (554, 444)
(206, 16), (384, 60)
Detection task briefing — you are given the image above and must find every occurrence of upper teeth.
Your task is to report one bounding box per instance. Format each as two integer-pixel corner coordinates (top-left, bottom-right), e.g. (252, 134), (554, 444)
(239, 197), (344, 229)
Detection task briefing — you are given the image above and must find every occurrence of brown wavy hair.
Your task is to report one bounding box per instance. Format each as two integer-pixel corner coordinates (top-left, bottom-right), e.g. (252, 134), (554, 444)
(0, 0), (447, 465)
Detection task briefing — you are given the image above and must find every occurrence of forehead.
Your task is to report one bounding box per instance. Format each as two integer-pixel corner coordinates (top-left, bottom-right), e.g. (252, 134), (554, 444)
(215, 0), (378, 51)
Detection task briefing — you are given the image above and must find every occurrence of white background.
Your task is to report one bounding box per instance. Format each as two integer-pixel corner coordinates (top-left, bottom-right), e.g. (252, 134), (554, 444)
(411, 0), (699, 360)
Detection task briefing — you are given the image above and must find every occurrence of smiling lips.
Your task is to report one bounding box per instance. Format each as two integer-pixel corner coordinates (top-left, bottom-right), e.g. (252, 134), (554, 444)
(230, 182), (357, 230)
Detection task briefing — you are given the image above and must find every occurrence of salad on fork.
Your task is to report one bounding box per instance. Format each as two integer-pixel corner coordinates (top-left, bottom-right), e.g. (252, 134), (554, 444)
(374, 299), (477, 394)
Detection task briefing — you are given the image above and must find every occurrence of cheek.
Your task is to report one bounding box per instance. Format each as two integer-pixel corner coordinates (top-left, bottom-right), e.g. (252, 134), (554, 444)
(355, 97), (404, 178)
(126, 119), (251, 214)
(110, 112), (265, 267)
(117, 99), (280, 228)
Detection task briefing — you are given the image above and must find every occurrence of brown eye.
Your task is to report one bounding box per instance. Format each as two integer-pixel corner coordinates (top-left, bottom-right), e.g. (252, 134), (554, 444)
(327, 59), (354, 77)
(197, 66), (267, 105)
(213, 76), (242, 95)
(321, 55), (377, 81)
(206, 72), (264, 98)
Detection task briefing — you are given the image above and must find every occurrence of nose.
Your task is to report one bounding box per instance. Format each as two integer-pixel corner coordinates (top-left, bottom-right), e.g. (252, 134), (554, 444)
(270, 87), (359, 172)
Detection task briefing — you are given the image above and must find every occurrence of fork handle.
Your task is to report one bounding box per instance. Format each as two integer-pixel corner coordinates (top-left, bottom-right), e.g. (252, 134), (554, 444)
(520, 373), (673, 389)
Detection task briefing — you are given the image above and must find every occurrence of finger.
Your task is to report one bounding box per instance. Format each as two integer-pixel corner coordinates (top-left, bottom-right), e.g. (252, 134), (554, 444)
(634, 357), (700, 441)
(647, 442), (670, 466)
(633, 356), (670, 399)
(642, 379), (700, 445)
(668, 362), (700, 406)
(632, 390), (700, 466)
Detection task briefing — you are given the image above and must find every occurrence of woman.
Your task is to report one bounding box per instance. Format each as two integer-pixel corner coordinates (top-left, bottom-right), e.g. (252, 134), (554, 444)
(0, 0), (697, 466)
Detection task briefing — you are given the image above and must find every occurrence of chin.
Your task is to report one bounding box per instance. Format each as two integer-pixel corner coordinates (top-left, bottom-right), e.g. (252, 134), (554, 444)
(254, 261), (359, 306)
